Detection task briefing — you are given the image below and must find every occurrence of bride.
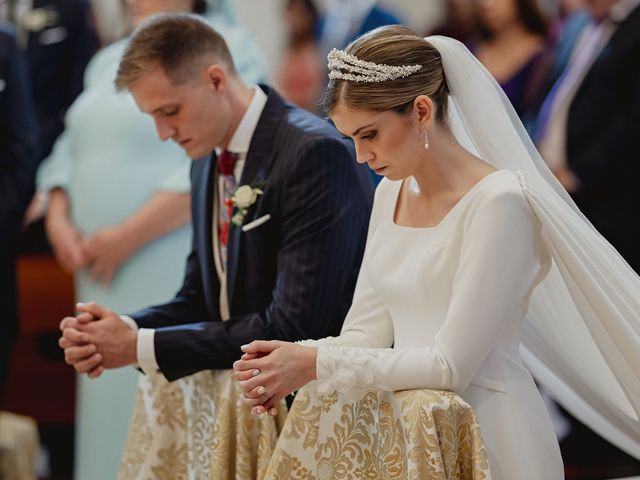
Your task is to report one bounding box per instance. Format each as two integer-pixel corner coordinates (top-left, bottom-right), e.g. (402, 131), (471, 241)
(233, 25), (640, 479)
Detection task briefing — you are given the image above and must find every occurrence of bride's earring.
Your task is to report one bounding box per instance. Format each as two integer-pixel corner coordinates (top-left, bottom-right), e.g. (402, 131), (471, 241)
(422, 126), (430, 150)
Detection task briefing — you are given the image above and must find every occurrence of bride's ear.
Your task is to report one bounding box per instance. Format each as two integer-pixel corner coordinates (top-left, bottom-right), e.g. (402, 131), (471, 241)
(413, 95), (433, 127)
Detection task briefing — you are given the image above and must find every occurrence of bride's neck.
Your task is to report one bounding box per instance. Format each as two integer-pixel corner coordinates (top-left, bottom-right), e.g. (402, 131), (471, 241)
(412, 127), (492, 199)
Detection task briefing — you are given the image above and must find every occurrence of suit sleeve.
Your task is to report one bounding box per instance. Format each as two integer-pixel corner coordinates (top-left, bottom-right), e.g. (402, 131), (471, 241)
(151, 138), (372, 380)
(0, 32), (39, 252)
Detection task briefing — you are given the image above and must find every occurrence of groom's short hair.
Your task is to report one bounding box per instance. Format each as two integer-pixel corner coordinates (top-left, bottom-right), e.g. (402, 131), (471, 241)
(115, 13), (237, 91)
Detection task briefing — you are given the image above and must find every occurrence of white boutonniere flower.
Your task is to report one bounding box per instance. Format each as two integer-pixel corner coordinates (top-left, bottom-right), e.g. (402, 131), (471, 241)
(231, 184), (264, 227)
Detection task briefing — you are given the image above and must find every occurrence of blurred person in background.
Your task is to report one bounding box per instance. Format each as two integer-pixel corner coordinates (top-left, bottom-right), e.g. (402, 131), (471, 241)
(474, 0), (551, 129)
(563, 0), (640, 272)
(537, 0), (640, 275)
(36, 1), (267, 479)
(0, 22), (38, 397)
(0, 0), (98, 160)
(318, 0), (402, 57)
(203, 0), (269, 87)
(427, 0), (477, 45)
(278, 0), (324, 112)
(547, 0), (593, 83)
(534, 1), (640, 475)
(530, 0), (593, 143)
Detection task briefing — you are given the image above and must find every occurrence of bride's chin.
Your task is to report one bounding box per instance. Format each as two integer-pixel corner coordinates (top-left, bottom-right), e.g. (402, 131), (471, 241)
(384, 172), (407, 182)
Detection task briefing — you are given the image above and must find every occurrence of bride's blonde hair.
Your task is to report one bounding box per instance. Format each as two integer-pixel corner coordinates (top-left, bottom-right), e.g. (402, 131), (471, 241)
(325, 25), (450, 123)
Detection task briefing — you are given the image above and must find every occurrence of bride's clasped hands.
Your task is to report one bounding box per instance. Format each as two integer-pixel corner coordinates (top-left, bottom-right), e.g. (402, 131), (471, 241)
(233, 340), (318, 415)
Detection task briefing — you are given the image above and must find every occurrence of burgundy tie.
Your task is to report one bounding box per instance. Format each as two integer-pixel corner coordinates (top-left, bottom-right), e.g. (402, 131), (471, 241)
(218, 150), (238, 269)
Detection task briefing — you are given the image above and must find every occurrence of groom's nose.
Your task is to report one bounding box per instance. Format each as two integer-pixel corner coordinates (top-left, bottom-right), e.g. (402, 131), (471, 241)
(154, 118), (177, 142)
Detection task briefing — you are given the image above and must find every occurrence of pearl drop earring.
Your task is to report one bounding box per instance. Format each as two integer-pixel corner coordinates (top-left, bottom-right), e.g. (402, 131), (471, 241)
(423, 126), (430, 150)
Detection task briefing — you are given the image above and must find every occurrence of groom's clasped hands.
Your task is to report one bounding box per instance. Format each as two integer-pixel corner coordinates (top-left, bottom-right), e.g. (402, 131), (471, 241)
(58, 304), (318, 417)
(233, 340), (318, 416)
(58, 302), (138, 378)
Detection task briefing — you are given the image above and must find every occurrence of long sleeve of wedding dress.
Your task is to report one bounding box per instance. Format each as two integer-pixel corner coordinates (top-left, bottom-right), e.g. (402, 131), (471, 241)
(309, 178), (548, 396)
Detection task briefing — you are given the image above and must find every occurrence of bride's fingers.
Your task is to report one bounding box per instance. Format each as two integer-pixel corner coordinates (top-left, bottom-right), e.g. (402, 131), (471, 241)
(238, 374), (266, 394)
(240, 352), (259, 361)
(262, 395), (283, 414)
(250, 395), (275, 415)
(233, 358), (260, 373)
(240, 340), (282, 355)
(234, 368), (260, 382)
(243, 395), (266, 407)
(243, 384), (268, 400)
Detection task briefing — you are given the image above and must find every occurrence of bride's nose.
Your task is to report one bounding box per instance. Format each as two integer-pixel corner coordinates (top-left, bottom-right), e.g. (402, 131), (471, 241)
(355, 144), (374, 164)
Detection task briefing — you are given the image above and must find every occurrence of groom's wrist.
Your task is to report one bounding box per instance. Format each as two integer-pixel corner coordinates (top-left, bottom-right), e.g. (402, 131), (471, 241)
(125, 328), (138, 365)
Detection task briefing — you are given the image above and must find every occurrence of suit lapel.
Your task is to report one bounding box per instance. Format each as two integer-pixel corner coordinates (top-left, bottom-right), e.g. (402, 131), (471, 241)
(226, 87), (285, 310)
(197, 152), (220, 319)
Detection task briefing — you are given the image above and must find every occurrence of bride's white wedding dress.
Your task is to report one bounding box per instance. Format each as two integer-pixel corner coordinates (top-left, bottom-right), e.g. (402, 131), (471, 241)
(266, 35), (640, 479)
(289, 170), (563, 479)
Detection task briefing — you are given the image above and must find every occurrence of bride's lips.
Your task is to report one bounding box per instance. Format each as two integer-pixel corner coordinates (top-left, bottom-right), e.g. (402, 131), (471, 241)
(374, 166), (387, 174)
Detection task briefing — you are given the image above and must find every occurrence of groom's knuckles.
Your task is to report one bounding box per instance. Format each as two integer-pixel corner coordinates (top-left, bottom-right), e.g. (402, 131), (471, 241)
(76, 312), (94, 323)
(65, 344), (95, 361)
(75, 353), (101, 373)
(64, 327), (88, 343)
(60, 316), (76, 330)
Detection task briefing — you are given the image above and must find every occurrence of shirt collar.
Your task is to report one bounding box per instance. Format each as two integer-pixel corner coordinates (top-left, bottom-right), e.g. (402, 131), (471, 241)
(225, 86), (267, 156)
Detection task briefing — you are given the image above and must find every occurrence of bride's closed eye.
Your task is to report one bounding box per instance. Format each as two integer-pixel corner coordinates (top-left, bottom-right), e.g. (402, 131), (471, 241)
(361, 131), (377, 140)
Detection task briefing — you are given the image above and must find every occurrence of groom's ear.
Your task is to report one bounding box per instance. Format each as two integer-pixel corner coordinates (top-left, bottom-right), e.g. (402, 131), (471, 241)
(413, 95), (433, 127)
(205, 64), (227, 91)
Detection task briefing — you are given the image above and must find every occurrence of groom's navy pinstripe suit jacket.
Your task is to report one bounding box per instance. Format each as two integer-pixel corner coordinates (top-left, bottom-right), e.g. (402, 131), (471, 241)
(131, 86), (374, 381)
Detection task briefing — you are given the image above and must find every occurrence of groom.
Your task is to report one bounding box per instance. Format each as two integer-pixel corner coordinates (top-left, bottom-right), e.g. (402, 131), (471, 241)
(59, 14), (372, 382)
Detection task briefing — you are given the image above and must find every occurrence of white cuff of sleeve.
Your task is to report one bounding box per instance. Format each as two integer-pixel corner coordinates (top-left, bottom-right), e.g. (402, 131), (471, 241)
(119, 315), (160, 375)
(120, 315), (138, 331)
(137, 328), (160, 375)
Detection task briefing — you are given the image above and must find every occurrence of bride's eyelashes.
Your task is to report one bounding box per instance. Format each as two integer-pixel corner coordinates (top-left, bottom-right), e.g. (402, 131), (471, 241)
(360, 131), (377, 141)
(338, 131), (377, 141)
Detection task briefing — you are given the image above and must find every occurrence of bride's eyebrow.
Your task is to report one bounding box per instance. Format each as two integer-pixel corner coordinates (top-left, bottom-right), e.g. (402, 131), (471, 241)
(352, 123), (375, 136)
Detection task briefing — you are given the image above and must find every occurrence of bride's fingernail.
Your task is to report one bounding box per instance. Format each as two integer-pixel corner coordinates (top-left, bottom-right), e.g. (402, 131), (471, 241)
(240, 344), (249, 351)
(252, 369), (260, 377)
(257, 386), (266, 395)
(269, 408), (277, 416)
